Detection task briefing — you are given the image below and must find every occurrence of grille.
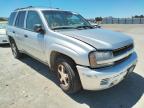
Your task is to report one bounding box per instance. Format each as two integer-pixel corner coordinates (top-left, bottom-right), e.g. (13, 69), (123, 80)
(115, 55), (130, 64)
(113, 44), (134, 57)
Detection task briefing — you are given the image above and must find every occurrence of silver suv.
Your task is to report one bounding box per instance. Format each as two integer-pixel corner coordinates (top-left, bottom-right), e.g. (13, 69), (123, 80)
(7, 7), (137, 94)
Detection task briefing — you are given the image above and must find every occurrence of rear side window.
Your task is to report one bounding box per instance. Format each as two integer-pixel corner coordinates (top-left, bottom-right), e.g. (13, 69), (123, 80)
(15, 11), (26, 28)
(8, 12), (16, 25)
(26, 11), (43, 31)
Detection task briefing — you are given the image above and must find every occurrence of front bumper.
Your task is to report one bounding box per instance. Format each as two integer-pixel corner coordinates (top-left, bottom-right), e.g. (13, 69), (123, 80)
(77, 52), (137, 90)
(0, 35), (9, 44)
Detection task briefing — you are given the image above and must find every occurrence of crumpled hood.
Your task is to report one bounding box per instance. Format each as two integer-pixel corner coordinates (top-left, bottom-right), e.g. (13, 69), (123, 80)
(58, 28), (133, 50)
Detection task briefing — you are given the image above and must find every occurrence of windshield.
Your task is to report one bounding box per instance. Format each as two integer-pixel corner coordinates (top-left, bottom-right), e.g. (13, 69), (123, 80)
(42, 11), (91, 30)
(0, 23), (7, 29)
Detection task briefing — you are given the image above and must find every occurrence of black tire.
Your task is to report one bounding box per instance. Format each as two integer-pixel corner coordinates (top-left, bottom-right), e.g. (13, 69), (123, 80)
(10, 39), (22, 59)
(55, 57), (82, 94)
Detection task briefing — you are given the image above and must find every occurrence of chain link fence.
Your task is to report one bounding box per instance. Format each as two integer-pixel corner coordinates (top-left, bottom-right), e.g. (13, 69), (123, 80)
(101, 18), (144, 24)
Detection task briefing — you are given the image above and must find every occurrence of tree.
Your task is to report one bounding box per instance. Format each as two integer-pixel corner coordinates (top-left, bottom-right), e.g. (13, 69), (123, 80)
(140, 15), (144, 18)
(95, 17), (103, 25)
(0, 18), (7, 21)
(133, 15), (144, 18)
(95, 17), (103, 22)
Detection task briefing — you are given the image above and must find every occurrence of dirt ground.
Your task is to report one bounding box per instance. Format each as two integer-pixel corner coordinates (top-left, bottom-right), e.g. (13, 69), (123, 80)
(0, 24), (144, 108)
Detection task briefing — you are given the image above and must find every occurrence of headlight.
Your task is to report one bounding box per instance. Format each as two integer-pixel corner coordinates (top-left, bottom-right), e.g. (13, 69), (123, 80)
(89, 51), (114, 68)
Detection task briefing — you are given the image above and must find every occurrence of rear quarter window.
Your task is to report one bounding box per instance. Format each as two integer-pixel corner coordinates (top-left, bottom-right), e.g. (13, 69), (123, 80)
(8, 12), (16, 26)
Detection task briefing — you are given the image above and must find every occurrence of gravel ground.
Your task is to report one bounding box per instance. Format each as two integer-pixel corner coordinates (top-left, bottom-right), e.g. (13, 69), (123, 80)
(0, 24), (144, 108)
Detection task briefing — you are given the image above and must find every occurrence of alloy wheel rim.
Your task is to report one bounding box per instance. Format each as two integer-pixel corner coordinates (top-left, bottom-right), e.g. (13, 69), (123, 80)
(57, 64), (69, 87)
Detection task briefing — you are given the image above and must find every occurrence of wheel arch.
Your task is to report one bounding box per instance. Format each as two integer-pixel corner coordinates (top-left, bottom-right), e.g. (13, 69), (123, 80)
(7, 35), (14, 43)
(50, 51), (77, 71)
(47, 43), (90, 69)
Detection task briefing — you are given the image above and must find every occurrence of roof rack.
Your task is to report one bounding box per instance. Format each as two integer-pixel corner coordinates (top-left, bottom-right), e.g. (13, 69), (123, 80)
(15, 6), (34, 11)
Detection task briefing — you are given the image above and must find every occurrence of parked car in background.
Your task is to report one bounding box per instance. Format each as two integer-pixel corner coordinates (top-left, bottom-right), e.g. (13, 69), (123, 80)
(7, 7), (137, 94)
(0, 22), (9, 44)
(88, 21), (101, 28)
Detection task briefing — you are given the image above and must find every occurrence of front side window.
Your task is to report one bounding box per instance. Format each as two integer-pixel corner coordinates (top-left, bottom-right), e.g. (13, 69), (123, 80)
(26, 11), (43, 31)
(42, 11), (91, 30)
(15, 11), (26, 28)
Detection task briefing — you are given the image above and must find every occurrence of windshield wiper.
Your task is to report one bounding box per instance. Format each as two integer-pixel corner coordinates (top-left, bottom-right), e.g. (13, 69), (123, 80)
(51, 26), (75, 30)
(51, 25), (95, 30)
(76, 25), (94, 29)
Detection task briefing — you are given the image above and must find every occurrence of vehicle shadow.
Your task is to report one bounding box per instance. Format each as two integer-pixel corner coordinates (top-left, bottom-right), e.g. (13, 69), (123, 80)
(20, 55), (59, 85)
(20, 55), (144, 108)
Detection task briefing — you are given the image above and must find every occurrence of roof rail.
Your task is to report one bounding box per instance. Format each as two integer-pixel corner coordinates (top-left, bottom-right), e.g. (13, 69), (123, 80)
(15, 6), (34, 11)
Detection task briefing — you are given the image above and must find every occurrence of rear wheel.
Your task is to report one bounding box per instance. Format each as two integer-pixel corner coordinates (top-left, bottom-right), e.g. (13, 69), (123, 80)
(10, 40), (22, 59)
(55, 57), (82, 94)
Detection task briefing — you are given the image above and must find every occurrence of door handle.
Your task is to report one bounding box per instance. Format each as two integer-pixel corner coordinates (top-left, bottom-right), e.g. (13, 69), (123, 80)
(24, 35), (28, 38)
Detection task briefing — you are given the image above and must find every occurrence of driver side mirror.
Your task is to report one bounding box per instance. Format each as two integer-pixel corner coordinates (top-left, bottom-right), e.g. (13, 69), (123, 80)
(34, 24), (45, 34)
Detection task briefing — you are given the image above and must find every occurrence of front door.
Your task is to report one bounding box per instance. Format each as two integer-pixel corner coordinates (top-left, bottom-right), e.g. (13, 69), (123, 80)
(24, 11), (46, 62)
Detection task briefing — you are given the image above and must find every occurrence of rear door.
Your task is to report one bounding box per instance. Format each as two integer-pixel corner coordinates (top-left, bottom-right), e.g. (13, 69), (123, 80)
(13, 11), (26, 50)
(7, 12), (17, 43)
(24, 11), (45, 62)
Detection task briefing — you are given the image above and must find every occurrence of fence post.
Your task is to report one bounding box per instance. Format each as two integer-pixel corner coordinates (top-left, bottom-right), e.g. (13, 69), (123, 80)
(118, 18), (119, 24)
(140, 18), (142, 24)
(125, 18), (126, 24)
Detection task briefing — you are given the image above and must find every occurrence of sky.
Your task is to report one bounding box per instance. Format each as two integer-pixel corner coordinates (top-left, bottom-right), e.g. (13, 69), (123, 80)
(0, 0), (144, 18)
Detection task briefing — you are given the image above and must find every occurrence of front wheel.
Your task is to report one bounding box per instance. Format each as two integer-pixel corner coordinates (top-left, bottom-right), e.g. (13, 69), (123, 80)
(55, 57), (82, 94)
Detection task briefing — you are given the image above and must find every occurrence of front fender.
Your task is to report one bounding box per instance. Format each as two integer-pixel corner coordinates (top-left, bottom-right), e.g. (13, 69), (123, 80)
(46, 43), (91, 67)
